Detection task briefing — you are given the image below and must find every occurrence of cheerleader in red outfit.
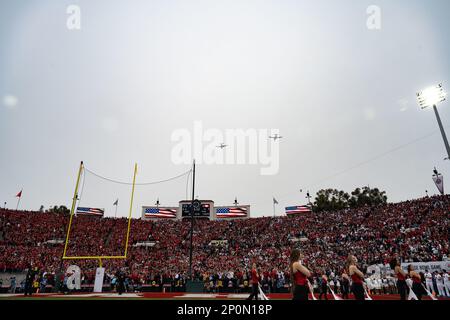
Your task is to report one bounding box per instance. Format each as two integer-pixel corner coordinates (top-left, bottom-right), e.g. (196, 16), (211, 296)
(290, 249), (312, 301)
(390, 258), (407, 300)
(346, 255), (365, 300)
(408, 265), (423, 300)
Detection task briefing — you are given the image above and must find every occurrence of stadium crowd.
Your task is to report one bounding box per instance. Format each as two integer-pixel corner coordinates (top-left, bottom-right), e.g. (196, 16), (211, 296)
(0, 195), (448, 294)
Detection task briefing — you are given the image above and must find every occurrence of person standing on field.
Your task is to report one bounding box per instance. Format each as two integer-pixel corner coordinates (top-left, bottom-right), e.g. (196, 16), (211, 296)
(246, 263), (259, 300)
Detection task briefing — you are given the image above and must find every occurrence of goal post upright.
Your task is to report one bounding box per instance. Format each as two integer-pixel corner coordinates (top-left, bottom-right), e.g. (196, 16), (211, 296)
(124, 163), (138, 258)
(62, 162), (137, 265)
(63, 161), (84, 259)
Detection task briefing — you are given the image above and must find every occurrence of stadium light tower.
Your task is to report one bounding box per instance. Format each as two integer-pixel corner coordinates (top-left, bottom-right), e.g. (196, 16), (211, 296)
(417, 83), (449, 160)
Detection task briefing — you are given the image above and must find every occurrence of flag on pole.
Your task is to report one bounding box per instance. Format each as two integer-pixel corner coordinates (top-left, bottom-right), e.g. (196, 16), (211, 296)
(406, 279), (418, 300)
(432, 172), (444, 195)
(308, 281), (317, 300)
(113, 199), (119, 218)
(328, 283), (342, 300)
(258, 284), (269, 300)
(273, 197), (279, 205)
(15, 189), (23, 211)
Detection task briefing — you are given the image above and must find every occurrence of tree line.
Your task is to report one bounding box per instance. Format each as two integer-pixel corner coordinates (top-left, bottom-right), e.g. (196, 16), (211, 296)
(312, 186), (388, 213)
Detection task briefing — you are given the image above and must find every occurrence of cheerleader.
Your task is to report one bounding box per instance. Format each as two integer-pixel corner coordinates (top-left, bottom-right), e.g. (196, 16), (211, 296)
(346, 255), (365, 300)
(407, 265), (423, 300)
(390, 258), (407, 300)
(289, 249), (311, 301)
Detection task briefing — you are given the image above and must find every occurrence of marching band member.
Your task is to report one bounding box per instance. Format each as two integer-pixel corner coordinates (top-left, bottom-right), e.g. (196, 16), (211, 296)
(435, 272), (445, 297)
(346, 255), (365, 300)
(407, 265), (423, 300)
(424, 269), (434, 295)
(444, 270), (450, 297)
(390, 258), (407, 300)
(289, 249), (311, 301)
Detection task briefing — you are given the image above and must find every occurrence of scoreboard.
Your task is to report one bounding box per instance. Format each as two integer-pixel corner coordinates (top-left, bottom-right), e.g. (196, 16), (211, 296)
(141, 200), (250, 220)
(181, 201), (211, 218)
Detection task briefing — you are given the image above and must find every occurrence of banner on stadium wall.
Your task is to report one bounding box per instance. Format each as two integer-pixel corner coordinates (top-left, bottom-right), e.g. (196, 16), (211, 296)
(401, 261), (450, 273)
(368, 261), (450, 275)
(285, 205), (312, 215)
(209, 240), (228, 246)
(76, 207), (104, 217)
(215, 206), (249, 219)
(143, 206), (177, 219)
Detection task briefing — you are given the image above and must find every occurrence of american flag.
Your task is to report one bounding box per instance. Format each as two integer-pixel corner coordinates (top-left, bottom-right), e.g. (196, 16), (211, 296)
(144, 207), (177, 218)
(76, 207), (104, 217)
(216, 207), (248, 218)
(285, 205), (312, 215)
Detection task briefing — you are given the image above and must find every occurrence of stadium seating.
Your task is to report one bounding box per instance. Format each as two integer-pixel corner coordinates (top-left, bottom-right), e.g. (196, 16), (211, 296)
(0, 195), (448, 293)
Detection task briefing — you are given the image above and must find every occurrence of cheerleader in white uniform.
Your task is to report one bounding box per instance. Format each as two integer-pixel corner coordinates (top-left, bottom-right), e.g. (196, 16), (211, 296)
(424, 270), (434, 294)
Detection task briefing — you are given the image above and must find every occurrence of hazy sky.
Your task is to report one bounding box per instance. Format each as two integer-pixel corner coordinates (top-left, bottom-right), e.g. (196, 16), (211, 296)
(1, 0), (450, 218)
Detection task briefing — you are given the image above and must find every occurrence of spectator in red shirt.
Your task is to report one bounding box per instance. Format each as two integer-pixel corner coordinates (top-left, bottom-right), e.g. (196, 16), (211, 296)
(246, 263), (259, 300)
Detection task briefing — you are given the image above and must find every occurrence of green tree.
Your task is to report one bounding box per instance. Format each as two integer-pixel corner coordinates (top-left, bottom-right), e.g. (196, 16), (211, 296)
(348, 186), (387, 208)
(48, 205), (70, 215)
(313, 187), (388, 212)
(313, 189), (350, 212)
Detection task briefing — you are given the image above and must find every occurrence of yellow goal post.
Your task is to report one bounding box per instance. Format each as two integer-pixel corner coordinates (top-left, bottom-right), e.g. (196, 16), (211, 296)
(62, 161), (137, 267)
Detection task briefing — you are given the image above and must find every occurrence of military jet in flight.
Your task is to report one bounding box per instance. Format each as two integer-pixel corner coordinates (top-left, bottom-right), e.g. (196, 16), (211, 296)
(216, 143), (228, 149)
(269, 134), (283, 141)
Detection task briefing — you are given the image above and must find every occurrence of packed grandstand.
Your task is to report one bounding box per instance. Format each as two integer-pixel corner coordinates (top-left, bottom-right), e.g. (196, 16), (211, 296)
(0, 195), (448, 296)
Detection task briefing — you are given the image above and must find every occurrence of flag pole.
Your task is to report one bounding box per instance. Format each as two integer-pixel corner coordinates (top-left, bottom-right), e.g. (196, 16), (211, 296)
(113, 199), (119, 218)
(188, 159), (196, 280)
(273, 200), (275, 218)
(16, 195), (21, 211)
